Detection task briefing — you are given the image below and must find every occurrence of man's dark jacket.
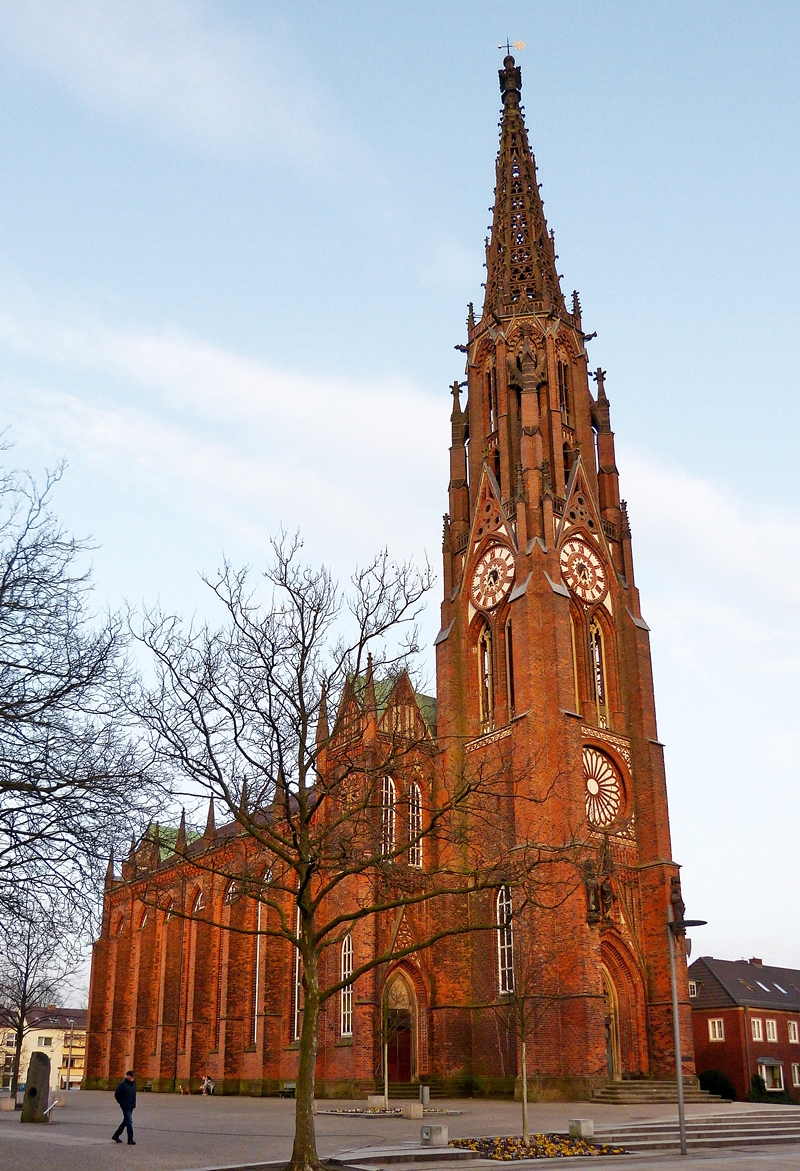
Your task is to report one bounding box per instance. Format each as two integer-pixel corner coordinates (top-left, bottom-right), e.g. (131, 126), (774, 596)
(114, 1079), (136, 1111)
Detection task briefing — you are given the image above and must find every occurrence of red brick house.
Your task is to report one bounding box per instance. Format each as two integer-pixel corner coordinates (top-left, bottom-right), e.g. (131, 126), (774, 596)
(689, 957), (800, 1101)
(85, 54), (693, 1099)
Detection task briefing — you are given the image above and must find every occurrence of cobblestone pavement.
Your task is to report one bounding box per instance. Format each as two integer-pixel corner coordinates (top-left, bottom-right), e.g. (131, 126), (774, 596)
(0, 1093), (797, 1171)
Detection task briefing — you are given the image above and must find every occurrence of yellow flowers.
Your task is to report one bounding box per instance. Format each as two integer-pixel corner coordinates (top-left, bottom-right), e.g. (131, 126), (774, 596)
(449, 1135), (626, 1160)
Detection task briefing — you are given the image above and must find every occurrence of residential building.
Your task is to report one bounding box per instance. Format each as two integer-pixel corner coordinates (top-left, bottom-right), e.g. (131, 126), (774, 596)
(689, 957), (800, 1101)
(0, 1007), (87, 1092)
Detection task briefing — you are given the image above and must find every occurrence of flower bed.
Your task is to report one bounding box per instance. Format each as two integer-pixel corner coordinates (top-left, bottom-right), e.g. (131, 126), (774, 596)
(450, 1135), (626, 1160)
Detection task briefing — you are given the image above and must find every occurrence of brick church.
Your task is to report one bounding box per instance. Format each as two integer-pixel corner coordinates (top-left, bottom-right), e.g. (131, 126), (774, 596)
(86, 56), (694, 1098)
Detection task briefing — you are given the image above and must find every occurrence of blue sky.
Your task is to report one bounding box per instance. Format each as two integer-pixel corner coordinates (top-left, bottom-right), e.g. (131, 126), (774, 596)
(0, 1), (798, 975)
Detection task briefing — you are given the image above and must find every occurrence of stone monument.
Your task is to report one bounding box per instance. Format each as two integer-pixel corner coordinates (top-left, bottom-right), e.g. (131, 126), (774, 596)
(21, 1052), (50, 1123)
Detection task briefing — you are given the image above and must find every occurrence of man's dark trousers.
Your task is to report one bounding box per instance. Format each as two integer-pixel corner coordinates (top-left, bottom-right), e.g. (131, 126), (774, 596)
(113, 1107), (134, 1143)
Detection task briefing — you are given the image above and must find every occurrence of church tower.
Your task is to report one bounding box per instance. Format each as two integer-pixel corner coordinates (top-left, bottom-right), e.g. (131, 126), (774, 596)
(434, 55), (693, 1092)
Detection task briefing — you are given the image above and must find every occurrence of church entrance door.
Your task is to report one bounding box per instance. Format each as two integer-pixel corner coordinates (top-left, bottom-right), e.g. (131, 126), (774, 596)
(387, 1010), (412, 1081)
(385, 974), (415, 1083)
(602, 967), (621, 1081)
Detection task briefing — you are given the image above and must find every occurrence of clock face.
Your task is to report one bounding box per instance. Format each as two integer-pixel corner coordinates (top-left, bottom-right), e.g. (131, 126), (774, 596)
(559, 537), (607, 604)
(471, 544), (515, 610)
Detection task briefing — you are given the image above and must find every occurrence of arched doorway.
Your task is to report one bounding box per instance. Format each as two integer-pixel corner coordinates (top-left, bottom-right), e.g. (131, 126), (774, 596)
(602, 966), (621, 1081)
(385, 973), (416, 1083)
(600, 937), (649, 1079)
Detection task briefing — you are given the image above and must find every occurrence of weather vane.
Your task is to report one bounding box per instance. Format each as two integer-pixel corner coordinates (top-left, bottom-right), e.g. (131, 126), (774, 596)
(498, 40), (526, 54)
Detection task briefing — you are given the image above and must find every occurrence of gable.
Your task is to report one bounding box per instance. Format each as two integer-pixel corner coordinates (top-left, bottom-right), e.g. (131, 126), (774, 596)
(468, 463), (518, 556)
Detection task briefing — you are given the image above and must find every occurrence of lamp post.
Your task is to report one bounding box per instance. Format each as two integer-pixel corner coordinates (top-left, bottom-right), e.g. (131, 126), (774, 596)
(66, 1019), (74, 1092)
(667, 908), (706, 1156)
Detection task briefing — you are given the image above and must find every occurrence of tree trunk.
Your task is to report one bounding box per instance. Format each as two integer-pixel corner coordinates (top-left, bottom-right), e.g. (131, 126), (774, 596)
(289, 950), (322, 1171)
(10, 1019), (24, 1099)
(521, 1036), (529, 1144)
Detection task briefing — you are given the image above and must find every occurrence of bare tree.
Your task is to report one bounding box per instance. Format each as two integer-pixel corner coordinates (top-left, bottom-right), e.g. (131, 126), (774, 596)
(0, 897), (81, 1097)
(487, 901), (577, 1144)
(0, 457), (156, 920)
(133, 535), (575, 1171)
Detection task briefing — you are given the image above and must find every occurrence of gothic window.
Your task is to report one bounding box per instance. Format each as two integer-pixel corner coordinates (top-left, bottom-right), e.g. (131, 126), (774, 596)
(478, 623), (494, 732)
(291, 907), (303, 1042)
(569, 613), (581, 713)
(381, 776), (396, 857)
(504, 617), (516, 718)
(408, 782), (423, 868)
(589, 619), (609, 728)
(223, 880), (237, 905)
(250, 899), (262, 1047)
(340, 935), (353, 1037)
(558, 360), (571, 421)
(497, 886), (515, 994)
(138, 908), (148, 931)
(487, 367), (499, 433)
(192, 890), (205, 914)
(563, 443), (573, 490)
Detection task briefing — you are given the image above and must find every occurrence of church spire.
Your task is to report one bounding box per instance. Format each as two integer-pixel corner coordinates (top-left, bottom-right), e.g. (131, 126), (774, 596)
(483, 55), (564, 319)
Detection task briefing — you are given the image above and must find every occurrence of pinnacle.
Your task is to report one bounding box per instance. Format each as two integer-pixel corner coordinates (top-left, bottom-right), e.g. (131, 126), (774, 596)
(483, 56), (564, 320)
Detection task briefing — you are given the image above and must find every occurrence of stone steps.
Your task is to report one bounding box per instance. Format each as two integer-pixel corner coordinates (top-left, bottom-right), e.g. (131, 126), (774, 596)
(375, 1083), (447, 1100)
(594, 1078), (722, 1104)
(594, 1108), (800, 1152)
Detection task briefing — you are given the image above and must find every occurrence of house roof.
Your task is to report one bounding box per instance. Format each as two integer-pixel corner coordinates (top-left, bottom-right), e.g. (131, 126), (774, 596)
(689, 957), (800, 1013)
(25, 1007), (87, 1030)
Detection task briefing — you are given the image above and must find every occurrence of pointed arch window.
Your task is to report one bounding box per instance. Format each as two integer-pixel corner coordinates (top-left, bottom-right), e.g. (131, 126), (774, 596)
(497, 886), (515, 994)
(192, 890), (206, 914)
(589, 618), (609, 729)
(505, 616), (515, 718)
(223, 880), (237, 905)
(340, 934), (353, 1037)
(478, 623), (494, 732)
(487, 367), (499, 433)
(569, 613), (581, 714)
(558, 360), (571, 422)
(380, 776), (396, 857)
(291, 906), (303, 1042)
(250, 898), (262, 1047)
(408, 782), (423, 869)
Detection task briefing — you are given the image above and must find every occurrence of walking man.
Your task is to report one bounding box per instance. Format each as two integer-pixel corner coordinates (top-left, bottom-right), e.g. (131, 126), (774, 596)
(112, 1070), (137, 1145)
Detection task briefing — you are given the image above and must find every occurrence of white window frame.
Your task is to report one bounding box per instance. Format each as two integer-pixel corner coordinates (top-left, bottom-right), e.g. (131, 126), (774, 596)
(751, 1017), (763, 1042)
(792, 1062), (800, 1088)
(708, 1018), (725, 1042)
(758, 1061), (784, 1091)
(408, 782), (423, 869)
(496, 886), (514, 994)
(766, 1018), (778, 1042)
(789, 1020), (799, 1044)
(340, 935), (353, 1037)
(381, 776), (396, 857)
(688, 981), (697, 998)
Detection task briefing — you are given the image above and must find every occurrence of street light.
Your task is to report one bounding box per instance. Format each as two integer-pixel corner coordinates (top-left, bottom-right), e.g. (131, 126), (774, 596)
(667, 908), (706, 1157)
(66, 1019), (74, 1092)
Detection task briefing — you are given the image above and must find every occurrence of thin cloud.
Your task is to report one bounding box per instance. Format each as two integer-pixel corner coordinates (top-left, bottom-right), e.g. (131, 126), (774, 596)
(0, 303), (448, 568)
(0, 0), (348, 165)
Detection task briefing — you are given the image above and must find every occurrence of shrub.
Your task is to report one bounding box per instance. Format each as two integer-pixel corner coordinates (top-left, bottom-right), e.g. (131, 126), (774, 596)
(699, 1069), (735, 1100)
(747, 1073), (794, 1104)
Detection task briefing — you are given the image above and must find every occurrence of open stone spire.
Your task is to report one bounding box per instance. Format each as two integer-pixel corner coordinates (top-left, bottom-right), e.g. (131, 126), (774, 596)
(483, 55), (564, 319)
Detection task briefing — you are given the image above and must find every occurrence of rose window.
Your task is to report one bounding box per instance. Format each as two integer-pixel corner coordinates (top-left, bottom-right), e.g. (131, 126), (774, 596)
(583, 747), (622, 828)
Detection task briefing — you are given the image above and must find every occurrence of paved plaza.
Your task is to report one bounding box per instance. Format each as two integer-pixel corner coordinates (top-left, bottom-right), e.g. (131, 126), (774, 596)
(1, 1093), (799, 1171)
